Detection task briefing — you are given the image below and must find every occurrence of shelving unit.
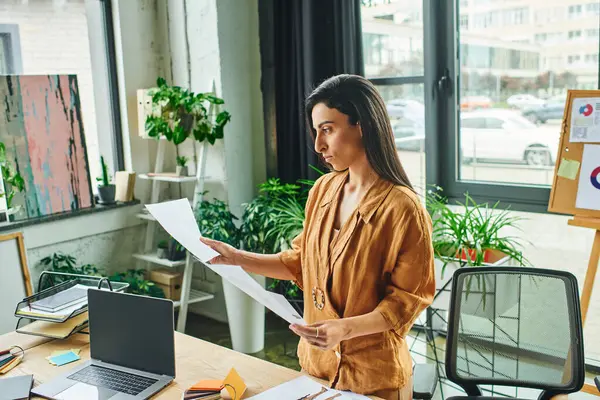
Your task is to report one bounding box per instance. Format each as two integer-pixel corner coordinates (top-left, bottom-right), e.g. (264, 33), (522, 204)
(134, 137), (214, 333)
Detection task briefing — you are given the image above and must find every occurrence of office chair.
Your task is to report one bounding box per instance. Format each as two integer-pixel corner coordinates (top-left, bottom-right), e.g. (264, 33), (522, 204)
(445, 267), (585, 400)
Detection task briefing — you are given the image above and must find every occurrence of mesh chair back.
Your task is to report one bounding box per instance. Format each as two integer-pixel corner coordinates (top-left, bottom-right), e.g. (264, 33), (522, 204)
(445, 267), (584, 397)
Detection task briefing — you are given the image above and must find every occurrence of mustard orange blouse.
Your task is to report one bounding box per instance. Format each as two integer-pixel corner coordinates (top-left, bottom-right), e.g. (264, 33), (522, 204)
(279, 170), (435, 395)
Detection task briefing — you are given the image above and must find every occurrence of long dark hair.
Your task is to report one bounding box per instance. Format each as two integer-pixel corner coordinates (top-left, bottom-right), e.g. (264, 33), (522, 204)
(305, 74), (415, 192)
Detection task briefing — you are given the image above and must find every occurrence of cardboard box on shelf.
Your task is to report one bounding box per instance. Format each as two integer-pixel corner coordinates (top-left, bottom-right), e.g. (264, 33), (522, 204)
(149, 269), (183, 301)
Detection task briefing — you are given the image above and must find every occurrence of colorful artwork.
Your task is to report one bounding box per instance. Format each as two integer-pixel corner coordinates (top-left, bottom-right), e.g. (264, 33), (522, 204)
(0, 75), (93, 219)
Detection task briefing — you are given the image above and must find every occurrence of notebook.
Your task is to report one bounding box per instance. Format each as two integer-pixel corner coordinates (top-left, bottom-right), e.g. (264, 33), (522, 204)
(0, 374), (33, 399)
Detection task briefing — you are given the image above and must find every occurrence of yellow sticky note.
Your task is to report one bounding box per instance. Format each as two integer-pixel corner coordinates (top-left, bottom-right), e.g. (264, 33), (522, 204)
(557, 158), (580, 180)
(223, 367), (246, 400)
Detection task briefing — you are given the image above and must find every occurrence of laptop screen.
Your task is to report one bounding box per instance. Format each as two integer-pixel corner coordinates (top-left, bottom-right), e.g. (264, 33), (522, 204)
(87, 289), (175, 377)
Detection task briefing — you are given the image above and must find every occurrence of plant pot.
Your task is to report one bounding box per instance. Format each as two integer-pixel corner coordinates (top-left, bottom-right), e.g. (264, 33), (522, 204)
(175, 166), (188, 176)
(156, 248), (168, 259)
(222, 273), (265, 354)
(97, 184), (116, 204)
(167, 240), (186, 261)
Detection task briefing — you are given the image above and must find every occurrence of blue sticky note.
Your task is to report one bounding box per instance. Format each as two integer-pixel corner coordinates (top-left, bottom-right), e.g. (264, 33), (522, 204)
(50, 351), (80, 366)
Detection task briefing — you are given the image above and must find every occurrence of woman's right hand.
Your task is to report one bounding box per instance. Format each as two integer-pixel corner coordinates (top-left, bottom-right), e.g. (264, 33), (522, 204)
(199, 237), (239, 265)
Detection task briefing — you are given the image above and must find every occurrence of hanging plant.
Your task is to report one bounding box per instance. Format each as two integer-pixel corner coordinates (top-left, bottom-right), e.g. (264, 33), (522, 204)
(144, 77), (231, 145)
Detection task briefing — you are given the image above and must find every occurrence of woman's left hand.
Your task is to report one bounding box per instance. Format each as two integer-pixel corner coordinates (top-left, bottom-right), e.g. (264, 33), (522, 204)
(289, 320), (351, 351)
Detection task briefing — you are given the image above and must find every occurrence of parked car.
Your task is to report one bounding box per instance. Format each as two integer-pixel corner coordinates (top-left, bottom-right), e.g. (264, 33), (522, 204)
(391, 115), (425, 152)
(386, 99), (424, 120)
(460, 110), (559, 166)
(507, 94), (546, 110)
(460, 95), (493, 110)
(521, 99), (566, 124)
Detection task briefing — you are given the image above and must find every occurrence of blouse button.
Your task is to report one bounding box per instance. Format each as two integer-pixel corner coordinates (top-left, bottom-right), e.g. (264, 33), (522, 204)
(335, 351), (341, 359)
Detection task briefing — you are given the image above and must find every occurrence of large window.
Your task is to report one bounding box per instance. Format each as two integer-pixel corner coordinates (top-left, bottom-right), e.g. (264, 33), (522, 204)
(0, 0), (122, 192)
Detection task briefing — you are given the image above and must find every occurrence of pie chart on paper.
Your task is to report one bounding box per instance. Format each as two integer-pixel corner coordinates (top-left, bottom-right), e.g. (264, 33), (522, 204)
(576, 144), (600, 211)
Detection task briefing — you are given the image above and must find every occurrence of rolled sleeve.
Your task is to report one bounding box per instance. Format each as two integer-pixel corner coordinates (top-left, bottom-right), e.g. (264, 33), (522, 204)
(279, 232), (304, 290)
(375, 206), (436, 337)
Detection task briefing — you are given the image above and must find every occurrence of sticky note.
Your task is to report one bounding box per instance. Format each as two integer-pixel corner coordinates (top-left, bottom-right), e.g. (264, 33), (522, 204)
(223, 368), (246, 400)
(47, 349), (81, 364)
(557, 158), (580, 180)
(49, 351), (80, 366)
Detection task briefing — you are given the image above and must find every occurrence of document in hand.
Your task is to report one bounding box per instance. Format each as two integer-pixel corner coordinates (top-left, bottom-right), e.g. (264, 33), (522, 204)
(145, 199), (306, 326)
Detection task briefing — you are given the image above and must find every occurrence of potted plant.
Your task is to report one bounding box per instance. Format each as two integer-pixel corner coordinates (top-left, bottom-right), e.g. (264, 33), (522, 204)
(144, 77), (231, 146)
(176, 156), (189, 176)
(425, 187), (530, 322)
(157, 240), (169, 259)
(167, 238), (186, 261)
(0, 142), (25, 220)
(96, 156), (115, 205)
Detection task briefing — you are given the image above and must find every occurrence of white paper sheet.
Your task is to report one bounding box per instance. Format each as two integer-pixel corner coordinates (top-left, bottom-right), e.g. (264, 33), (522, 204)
(145, 199), (306, 326)
(575, 144), (600, 211)
(145, 199), (219, 263)
(247, 376), (370, 400)
(570, 98), (600, 142)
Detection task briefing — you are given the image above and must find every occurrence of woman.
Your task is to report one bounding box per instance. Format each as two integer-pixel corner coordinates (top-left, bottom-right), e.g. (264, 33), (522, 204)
(200, 74), (435, 400)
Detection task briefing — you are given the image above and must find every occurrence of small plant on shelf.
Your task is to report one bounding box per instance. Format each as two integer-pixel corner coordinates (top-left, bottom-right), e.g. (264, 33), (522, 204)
(96, 156), (116, 205)
(176, 156), (189, 176)
(0, 142), (25, 214)
(157, 240), (169, 259)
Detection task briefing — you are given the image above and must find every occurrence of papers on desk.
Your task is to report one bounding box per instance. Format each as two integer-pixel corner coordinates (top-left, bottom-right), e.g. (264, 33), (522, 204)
(145, 199), (306, 326)
(247, 376), (370, 400)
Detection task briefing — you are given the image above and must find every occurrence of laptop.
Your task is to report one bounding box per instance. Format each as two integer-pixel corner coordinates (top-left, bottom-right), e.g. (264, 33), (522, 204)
(32, 289), (175, 399)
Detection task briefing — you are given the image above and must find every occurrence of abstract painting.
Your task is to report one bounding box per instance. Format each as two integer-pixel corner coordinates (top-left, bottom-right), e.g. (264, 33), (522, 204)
(0, 75), (93, 219)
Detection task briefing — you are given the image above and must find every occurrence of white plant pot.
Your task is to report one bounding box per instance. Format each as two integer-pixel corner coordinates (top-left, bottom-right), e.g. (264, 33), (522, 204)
(176, 165), (188, 176)
(222, 273), (265, 354)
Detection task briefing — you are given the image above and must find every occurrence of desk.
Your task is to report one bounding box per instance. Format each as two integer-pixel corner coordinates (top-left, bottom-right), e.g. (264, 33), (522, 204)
(0, 331), (381, 399)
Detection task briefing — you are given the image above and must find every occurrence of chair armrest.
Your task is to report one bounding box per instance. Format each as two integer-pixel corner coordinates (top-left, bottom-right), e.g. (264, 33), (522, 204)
(413, 363), (438, 400)
(595, 376), (599, 391)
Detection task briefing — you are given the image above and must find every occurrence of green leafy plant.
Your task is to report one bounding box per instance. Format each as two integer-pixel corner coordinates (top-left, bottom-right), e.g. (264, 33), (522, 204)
(96, 156), (111, 186)
(176, 156), (189, 167)
(40, 252), (101, 276)
(145, 77), (231, 145)
(194, 195), (240, 247)
(0, 142), (25, 209)
(426, 187), (530, 278)
(109, 269), (165, 298)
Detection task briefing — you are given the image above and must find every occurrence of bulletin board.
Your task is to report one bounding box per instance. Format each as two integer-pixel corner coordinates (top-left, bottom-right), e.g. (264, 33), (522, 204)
(0, 232), (32, 335)
(548, 89), (600, 218)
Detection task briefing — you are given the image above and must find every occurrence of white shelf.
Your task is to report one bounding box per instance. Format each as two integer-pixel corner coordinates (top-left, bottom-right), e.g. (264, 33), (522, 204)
(173, 289), (214, 307)
(136, 212), (156, 221)
(132, 253), (186, 268)
(139, 174), (199, 183)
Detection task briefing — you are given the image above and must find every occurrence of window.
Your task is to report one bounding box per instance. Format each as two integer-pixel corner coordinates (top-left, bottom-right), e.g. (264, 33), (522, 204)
(416, 0), (600, 375)
(460, 15), (469, 30)
(587, 28), (600, 38)
(0, 24), (22, 74)
(568, 30), (582, 39)
(586, 2), (600, 14)
(569, 4), (583, 18)
(361, 0), (425, 195)
(0, 0), (123, 190)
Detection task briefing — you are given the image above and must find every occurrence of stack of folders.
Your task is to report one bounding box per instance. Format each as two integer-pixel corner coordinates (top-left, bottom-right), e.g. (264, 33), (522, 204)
(183, 380), (224, 400)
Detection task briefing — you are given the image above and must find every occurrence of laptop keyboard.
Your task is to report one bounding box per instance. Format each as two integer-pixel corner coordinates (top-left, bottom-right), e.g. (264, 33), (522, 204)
(68, 365), (157, 396)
